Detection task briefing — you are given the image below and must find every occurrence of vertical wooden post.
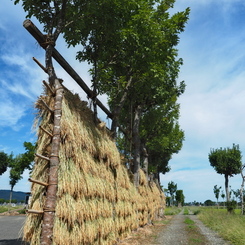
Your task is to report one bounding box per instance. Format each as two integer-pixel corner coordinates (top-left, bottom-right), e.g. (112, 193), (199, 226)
(40, 79), (63, 245)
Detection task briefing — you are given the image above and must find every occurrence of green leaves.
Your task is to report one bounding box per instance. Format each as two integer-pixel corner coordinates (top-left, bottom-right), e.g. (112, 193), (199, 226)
(209, 144), (242, 176)
(0, 151), (12, 176)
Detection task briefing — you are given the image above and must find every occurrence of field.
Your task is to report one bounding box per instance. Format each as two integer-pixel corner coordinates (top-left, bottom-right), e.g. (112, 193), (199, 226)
(195, 207), (245, 245)
(0, 205), (26, 214)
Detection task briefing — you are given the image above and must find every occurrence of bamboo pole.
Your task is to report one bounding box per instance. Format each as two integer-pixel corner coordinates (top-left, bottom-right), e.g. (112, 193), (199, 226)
(23, 19), (113, 119)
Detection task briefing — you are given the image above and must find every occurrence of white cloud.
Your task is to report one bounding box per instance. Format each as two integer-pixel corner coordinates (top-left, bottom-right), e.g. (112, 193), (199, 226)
(0, 99), (26, 130)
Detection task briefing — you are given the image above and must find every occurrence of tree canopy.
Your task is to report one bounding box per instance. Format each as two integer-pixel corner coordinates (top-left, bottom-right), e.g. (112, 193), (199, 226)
(0, 151), (12, 176)
(14, 0), (189, 187)
(209, 144), (242, 202)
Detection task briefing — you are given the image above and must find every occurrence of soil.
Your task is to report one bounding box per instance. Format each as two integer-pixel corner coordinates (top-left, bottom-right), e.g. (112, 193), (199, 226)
(119, 211), (231, 245)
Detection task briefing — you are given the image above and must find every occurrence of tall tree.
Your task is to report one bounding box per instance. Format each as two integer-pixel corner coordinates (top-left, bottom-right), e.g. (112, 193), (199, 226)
(168, 181), (177, 206)
(175, 189), (184, 207)
(241, 165), (245, 215)
(213, 185), (221, 208)
(209, 144), (242, 202)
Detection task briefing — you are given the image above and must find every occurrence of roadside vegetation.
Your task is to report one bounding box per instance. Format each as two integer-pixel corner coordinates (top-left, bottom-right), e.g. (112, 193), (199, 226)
(198, 207), (245, 245)
(0, 204), (25, 214)
(184, 217), (208, 245)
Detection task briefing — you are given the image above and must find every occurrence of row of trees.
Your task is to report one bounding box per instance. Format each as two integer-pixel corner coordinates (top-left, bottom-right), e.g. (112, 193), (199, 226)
(14, 0), (190, 187)
(164, 181), (185, 207)
(213, 185), (245, 205)
(0, 142), (35, 202)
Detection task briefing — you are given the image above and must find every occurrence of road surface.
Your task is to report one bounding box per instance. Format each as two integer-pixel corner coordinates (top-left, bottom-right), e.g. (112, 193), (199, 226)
(0, 216), (27, 245)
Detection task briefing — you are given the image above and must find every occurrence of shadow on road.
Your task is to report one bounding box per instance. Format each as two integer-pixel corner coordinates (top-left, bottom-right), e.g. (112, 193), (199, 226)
(0, 239), (29, 245)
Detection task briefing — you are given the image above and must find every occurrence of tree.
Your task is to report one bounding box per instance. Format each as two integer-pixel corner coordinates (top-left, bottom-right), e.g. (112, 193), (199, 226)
(204, 199), (215, 206)
(8, 167), (22, 209)
(8, 142), (35, 206)
(213, 185), (221, 208)
(175, 190), (184, 207)
(221, 190), (225, 208)
(209, 144), (242, 202)
(168, 181), (177, 206)
(241, 165), (245, 215)
(0, 151), (12, 176)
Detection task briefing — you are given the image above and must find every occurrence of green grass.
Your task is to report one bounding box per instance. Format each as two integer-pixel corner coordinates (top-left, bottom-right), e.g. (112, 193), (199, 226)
(0, 205), (25, 213)
(198, 207), (245, 245)
(164, 207), (182, 215)
(183, 207), (189, 215)
(184, 217), (208, 244)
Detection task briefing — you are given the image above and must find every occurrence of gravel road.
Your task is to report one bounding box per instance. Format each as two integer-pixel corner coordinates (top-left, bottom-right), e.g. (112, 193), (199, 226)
(0, 216), (26, 245)
(154, 211), (231, 245)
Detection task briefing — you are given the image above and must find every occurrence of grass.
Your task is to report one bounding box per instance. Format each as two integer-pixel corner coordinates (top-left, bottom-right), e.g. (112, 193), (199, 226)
(164, 206), (182, 215)
(183, 207), (189, 215)
(198, 207), (245, 245)
(0, 205), (26, 214)
(184, 217), (208, 244)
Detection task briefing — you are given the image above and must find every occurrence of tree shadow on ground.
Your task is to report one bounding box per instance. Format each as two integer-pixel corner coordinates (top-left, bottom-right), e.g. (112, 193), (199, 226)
(0, 239), (29, 245)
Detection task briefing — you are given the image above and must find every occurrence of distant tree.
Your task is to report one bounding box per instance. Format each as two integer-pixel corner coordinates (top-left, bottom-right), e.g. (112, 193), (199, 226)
(8, 142), (36, 206)
(168, 181), (177, 206)
(9, 168), (22, 207)
(213, 185), (221, 208)
(209, 144), (242, 202)
(232, 189), (240, 209)
(204, 199), (215, 206)
(175, 190), (185, 207)
(221, 190), (225, 208)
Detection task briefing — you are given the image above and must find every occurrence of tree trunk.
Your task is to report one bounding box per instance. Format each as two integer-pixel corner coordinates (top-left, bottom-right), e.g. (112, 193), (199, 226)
(111, 77), (133, 138)
(240, 170), (245, 215)
(225, 174), (230, 202)
(132, 105), (142, 188)
(40, 79), (63, 245)
(8, 187), (13, 212)
(142, 145), (149, 180)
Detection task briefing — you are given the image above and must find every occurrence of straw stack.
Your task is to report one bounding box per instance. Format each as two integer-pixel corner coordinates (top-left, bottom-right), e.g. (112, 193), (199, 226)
(23, 85), (165, 245)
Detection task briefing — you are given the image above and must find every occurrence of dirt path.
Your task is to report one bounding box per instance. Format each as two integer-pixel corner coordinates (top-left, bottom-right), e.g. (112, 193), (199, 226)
(120, 209), (232, 245)
(154, 212), (231, 245)
(154, 212), (189, 244)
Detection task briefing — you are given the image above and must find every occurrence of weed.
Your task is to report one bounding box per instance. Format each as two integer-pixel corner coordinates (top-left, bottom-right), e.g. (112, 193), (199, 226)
(184, 217), (195, 225)
(183, 207), (189, 215)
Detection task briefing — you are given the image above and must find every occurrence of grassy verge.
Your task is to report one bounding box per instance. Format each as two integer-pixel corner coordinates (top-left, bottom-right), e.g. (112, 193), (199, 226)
(0, 205), (26, 214)
(184, 217), (208, 245)
(198, 208), (245, 245)
(164, 206), (182, 215)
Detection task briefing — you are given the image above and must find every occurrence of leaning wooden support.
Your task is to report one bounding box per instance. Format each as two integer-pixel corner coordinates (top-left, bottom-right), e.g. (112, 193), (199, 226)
(42, 80), (55, 95)
(40, 98), (54, 114)
(35, 153), (50, 161)
(33, 57), (48, 73)
(39, 126), (53, 137)
(23, 19), (113, 119)
(28, 178), (49, 187)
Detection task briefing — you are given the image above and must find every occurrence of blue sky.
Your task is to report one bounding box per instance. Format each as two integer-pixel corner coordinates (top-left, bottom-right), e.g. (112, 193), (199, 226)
(1, 0), (245, 203)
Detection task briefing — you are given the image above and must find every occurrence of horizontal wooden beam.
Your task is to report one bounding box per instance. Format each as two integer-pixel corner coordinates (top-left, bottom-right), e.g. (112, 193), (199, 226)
(35, 153), (50, 161)
(23, 19), (113, 119)
(27, 209), (44, 214)
(28, 178), (49, 187)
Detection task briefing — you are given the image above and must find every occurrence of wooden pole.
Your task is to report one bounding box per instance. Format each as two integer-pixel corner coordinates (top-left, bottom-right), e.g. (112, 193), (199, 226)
(40, 79), (63, 245)
(23, 19), (113, 119)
